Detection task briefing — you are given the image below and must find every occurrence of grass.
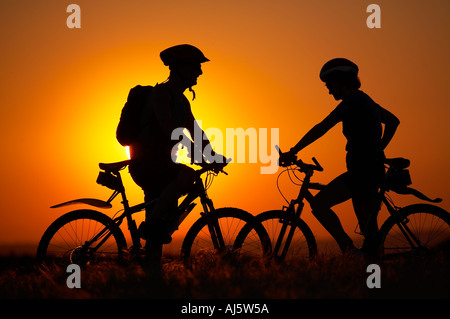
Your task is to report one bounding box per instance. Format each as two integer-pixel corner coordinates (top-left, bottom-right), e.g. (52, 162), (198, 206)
(0, 251), (449, 299)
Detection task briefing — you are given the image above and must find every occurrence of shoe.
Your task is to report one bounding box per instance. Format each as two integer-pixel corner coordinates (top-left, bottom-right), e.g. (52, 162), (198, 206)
(138, 221), (149, 239)
(127, 246), (148, 263)
(343, 245), (378, 262)
(343, 246), (364, 258)
(361, 237), (379, 258)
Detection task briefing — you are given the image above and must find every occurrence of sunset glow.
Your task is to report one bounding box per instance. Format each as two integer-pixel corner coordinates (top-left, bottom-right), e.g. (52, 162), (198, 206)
(1, 1), (449, 253)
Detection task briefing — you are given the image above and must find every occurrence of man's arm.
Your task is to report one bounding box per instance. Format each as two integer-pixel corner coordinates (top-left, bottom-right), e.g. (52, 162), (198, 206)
(185, 107), (228, 164)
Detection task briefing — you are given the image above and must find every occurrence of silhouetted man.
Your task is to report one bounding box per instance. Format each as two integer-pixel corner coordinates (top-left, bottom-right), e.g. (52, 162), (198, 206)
(128, 44), (226, 264)
(280, 58), (400, 256)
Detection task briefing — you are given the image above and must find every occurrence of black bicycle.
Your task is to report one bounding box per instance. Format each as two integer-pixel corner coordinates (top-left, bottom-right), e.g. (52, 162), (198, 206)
(238, 146), (450, 262)
(37, 160), (271, 266)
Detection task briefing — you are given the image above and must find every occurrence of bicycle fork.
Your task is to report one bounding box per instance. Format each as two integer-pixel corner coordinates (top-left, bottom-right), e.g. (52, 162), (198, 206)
(201, 198), (227, 253)
(273, 174), (317, 261)
(273, 202), (305, 261)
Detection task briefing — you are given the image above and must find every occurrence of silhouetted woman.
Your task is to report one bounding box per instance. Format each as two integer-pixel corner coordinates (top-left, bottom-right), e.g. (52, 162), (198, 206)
(280, 58), (399, 255)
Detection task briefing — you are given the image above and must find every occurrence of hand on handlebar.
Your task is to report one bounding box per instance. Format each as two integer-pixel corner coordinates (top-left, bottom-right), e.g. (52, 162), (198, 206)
(275, 145), (324, 172)
(197, 154), (230, 174)
(276, 145), (297, 167)
(279, 151), (297, 167)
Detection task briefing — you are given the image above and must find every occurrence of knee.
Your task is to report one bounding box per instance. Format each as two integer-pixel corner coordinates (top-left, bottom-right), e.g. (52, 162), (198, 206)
(175, 166), (196, 191)
(179, 166), (196, 181)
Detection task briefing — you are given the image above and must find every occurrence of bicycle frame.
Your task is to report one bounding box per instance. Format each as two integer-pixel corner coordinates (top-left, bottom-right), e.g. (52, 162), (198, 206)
(275, 167), (428, 259)
(270, 146), (448, 259)
(65, 164), (228, 255)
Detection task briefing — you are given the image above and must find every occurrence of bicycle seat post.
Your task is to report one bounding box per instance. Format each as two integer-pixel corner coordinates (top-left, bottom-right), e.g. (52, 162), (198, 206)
(114, 170), (129, 209)
(113, 168), (140, 250)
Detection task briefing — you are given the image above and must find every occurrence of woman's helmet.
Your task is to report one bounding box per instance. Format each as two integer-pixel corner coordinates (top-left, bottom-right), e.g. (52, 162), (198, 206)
(319, 58), (359, 82)
(160, 44), (210, 66)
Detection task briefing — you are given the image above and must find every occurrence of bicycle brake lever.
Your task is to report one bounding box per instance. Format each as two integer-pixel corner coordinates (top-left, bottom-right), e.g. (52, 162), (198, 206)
(209, 162), (228, 175)
(312, 157), (323, 171)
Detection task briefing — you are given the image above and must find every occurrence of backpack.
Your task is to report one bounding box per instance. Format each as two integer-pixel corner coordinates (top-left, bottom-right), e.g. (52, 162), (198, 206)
(116, 85), (154, 146)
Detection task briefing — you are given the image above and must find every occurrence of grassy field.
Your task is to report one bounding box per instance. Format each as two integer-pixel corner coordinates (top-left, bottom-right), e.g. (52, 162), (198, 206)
(1, 251), (448, 300)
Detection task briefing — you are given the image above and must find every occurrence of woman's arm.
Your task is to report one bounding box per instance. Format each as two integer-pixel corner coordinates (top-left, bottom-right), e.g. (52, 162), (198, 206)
(379, 106), (400, 151)
(291, 111), (341, 154)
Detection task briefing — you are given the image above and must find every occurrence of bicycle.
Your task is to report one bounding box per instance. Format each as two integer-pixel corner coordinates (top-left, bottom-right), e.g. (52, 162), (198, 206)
(36, 160), (271, 266)
(237, 146), (450, 262)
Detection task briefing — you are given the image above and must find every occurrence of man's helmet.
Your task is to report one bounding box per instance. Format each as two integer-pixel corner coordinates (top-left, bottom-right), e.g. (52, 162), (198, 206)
(160, 44), (210, 66)
(319, 58), (359, 82)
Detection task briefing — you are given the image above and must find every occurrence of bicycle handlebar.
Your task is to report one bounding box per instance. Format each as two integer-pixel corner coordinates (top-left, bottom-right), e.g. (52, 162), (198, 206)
(275, 145), (323, 172)
(311, 157), (323, 172)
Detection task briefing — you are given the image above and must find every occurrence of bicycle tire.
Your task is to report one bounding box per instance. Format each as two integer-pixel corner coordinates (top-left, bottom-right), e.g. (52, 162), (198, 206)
(36, 209), (127, 265)
(245, 210), (317, 263)
(378, 203), (450, 259)
(181, 207), (271, 267)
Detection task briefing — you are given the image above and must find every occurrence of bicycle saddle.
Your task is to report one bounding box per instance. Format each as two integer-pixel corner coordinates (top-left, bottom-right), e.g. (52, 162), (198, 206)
(99, 160), (131, 172)
(385, 157), (410, 169)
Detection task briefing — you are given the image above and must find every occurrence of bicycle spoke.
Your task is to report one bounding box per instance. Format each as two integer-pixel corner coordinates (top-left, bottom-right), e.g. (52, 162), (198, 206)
(380, 206), (450, 258)
(43, 216), (122, 263)
(183, 208), (271, 266)
(260, 216), (314, 262)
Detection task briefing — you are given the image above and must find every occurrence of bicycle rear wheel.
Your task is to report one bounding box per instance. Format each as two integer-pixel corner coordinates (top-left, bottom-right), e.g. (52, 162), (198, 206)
(181, 207), (271, 267)
(245, 210), (317, 263)
(378, 204), (450, 259)
(36, 209), (127, 265)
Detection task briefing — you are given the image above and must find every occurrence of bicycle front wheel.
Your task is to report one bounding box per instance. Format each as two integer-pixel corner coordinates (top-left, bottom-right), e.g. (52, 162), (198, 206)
(378, 204), (450, 259)
(181, 207), (271, 267)
(249, 210), (317, 263)
(36, 209), (127, 265)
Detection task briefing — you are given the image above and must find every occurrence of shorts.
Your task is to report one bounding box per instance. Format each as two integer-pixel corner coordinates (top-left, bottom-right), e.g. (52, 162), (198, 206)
(341, 164), (385, 196)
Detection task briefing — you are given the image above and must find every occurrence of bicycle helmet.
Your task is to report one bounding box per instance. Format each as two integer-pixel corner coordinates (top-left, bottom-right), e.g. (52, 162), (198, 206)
(160, 44), (210, 66)
(319, 58), (359, 82)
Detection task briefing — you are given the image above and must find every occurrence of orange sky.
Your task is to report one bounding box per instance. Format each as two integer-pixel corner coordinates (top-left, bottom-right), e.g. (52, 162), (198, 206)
(1, 1), (449, 250)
